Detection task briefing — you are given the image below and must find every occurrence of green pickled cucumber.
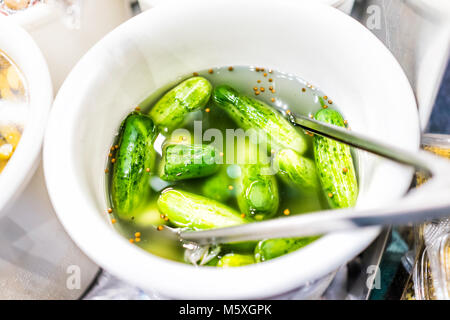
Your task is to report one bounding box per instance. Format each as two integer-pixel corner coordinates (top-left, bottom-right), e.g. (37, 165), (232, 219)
(157, 189), (249, 230)
(313, 109), (358, 208)
(237, 163), (279, 220)
(111, 112), (158, 219)
(149, 77), (212, 132)
(254, 237), (319, 262)
(204, 256), (220, 267)
(201, 166), (236, 202)
(217, 253), (255, 267)
(164, 129), (193, 146)
(159, 144), (219, 181)
(275, 149), (319, 192)
(212, 85), (308, 154)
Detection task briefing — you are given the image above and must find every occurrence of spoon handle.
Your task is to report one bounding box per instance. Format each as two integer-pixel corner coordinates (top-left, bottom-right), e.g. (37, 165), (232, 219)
(180, 184), (450, 245)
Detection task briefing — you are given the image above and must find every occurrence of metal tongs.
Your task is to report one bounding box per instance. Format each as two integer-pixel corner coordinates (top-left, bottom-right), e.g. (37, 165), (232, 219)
(177, 113), (450, 245)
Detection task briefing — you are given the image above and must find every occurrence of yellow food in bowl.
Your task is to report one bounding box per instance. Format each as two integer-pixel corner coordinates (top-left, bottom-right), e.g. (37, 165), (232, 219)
(0, 50), (26, 174)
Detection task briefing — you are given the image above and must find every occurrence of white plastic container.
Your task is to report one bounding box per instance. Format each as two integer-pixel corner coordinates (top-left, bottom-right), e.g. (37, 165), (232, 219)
(44, 0), (419, 299)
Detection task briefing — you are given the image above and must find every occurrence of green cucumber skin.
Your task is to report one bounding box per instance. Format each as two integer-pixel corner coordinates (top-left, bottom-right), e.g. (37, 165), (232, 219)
(217, 253), (255, 267)
(221, 241), (258, 253)
(160, 144), (219, 181)
(201, 166), (235, 202)
(149, 77), (212, 133)
(237, 164), (279, 220)
(212, 85), (308, 154)
(276, 149), (319, 192)
(157, 189), (249, 230)
(111, 112), (158, 219)
(254, 237), (319, 262)
(313, 109), (358, 208)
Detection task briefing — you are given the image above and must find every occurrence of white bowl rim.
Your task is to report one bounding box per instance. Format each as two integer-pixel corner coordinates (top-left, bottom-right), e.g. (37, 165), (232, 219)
(0, 17), (53, 214)
(43, 0), (419, 299)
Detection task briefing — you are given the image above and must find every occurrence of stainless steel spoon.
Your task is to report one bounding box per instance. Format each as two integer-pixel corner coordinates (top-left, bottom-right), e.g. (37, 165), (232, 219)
(177, 113), (450, 245)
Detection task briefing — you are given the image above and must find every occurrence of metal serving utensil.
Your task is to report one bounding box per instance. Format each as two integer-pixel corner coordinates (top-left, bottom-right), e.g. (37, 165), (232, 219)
(176, 113), (450, 245)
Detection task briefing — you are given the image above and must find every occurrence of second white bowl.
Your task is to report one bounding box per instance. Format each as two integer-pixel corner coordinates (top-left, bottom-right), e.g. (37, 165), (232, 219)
(44, 0), (419, 299)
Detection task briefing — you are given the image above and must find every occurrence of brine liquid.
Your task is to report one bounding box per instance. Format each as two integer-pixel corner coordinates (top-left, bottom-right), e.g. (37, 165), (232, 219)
(0, 50), (27, 174)
(106, 66), (342, 264)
